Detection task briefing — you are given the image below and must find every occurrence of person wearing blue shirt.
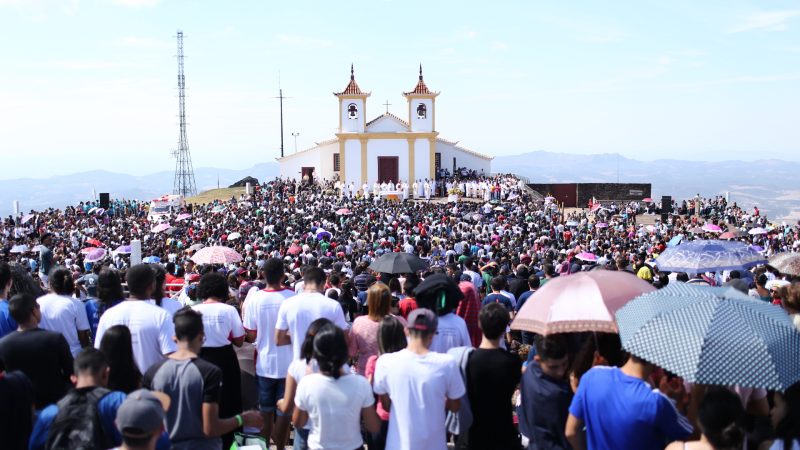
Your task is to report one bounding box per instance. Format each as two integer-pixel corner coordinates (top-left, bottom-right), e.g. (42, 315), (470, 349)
(565, 355), (693, 450)
(482, 276), (514, 312)
(518, 335), (572, 450)
(28, 348), (170, 450)
(0, 262), (17, 339)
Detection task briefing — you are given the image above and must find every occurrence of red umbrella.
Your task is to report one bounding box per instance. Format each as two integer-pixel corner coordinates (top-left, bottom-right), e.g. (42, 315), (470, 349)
(86, 238), (103, 247)
(719, 231), (737, 240)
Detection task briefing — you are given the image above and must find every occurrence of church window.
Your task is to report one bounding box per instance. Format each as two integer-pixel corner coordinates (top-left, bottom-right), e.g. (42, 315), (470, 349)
(435, 152), (441, 170)
(347, 103), (358, 119)
(416, 103), (427, 119)
(333, 153), (341, 171)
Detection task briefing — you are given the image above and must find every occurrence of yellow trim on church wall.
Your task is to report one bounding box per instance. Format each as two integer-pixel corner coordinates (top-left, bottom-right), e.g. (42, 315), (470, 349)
(335, 132), (438, 140)
(360, 138), (368, 184)
(428, 137), (435, 179)
(338, 139), (346, 181)
(407, 138), (416, 184)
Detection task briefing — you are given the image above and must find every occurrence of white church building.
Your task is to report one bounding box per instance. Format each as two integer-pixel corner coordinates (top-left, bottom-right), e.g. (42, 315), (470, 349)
(278, 66), (492, 185)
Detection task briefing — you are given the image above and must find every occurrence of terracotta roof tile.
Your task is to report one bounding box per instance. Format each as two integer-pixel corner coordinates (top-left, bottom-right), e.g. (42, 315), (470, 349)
(335, 64), (367, 96)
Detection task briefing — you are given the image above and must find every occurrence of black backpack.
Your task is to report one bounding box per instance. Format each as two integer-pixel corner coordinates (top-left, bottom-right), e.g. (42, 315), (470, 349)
(46, 386), (113, 450)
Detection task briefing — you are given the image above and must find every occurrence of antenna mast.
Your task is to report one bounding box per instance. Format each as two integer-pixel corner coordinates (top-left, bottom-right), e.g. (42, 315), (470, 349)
(172, 30), (197, 197)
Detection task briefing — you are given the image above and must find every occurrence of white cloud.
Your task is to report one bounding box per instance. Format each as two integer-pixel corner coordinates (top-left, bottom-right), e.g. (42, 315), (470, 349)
(116, 36), (172, 49)
(656, 56), (677, 66)
(730, 10), (800, 33)
(491, 41), (509, 51)
(110, 0), (159, 7)
(276, 34), (333, 49)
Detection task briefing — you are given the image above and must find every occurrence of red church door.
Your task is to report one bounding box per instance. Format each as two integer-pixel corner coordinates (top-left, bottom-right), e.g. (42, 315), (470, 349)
(377, 157), (399, 184)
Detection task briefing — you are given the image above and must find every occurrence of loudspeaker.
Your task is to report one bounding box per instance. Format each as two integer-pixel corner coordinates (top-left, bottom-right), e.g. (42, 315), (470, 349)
(99, 193), (110, 209)
(661, 196), (672, 213)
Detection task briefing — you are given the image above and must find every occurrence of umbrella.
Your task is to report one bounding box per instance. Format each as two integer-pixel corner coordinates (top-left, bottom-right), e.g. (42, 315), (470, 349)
(719, 231), (738, 240)
(113, 245), (132, 254)
(151, 223), (171, 233)
(368, 252), (429, 274)
(566, 221), (579, 227)
(227, 232), (242, 241)
(10, 244), (29, 254)
(94, 208), (105, 216)
(766, 279), (791, 291)
(750, 245), (764, 253)
(86, 238), (103, 247)
(287, 243), (302, 255)
(667, 234), (684, 247)
(769, 253), (800, 276)
(702, 224), (722, 233)
(191, 246), (243, 265)
(21, 214), (35, 224)
(493, 206), (505, 211)
(211, 205), (226, 213)
(336, 208), (352, 215)
(316, 229), (332, 240)
(688, 226), (704, 234)
(176, 213), (192, 221)
(511, 271), (656, 335)
(142, 256), (161, 264)
(594, 222), (608, 229)
(576, 252), (598, 262)
(748, 227), (768, 235)
(80, 247), (99, 254)
(616, 283), (800, 391)
(642, 198), (654, 203)
(187, 243), (205, 252)
(472, 213), (484, 221)
(655, 239), (767, 274)
(87, 207), (97, 214)
(84, 248), (107, 263)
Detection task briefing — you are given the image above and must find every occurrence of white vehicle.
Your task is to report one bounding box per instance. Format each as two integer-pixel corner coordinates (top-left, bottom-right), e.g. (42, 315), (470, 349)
(148, 194), (185, 222)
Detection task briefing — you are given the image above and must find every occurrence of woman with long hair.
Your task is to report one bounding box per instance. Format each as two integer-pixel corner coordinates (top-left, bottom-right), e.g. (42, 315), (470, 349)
(666, 387), (746, 450)
(292, 323), (380, 449)
(84, 268), (124, 339)
(149, 264), (181, 315)
(277, 318), (332, 450)
(347, 282), (407, 375)
(364, 316), (408, 450)
(98, 324), (141, 393)
(191, 272), (245, 450)
(765, 382), (800, 450)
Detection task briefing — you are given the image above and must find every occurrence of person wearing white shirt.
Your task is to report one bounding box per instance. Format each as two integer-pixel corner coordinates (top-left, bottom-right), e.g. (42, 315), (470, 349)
(430, 311), (471, 353)
(373, 308), (465, 450)
(37, 267), (90, 356)
(94, 264), (176, 374)
(191, 272), (247, 449)
(276, 267), (348, 362)
(242, 258), (295, 447)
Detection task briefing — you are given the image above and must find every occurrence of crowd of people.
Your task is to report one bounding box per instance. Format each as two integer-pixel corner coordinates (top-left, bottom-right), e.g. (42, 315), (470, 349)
(0, 174), (799, 450)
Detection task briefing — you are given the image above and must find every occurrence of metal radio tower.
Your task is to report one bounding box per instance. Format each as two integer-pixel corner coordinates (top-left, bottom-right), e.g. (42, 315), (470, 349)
(172, 30), (197, 197)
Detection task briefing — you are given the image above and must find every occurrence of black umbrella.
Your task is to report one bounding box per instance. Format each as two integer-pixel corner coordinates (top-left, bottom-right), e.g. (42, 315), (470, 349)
(368, 252), (428, 274)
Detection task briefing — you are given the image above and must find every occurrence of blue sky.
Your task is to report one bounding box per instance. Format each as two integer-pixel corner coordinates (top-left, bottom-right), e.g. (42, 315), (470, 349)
(1, 0), (799, 179)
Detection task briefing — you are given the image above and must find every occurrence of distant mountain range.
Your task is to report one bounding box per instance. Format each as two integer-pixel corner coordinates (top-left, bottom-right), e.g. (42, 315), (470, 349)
(3, 152), (798, 221)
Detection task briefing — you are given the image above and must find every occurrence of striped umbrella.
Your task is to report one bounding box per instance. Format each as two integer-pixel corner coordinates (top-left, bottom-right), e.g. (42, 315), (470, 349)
(191, 246), (243, 265)
(616, 282), (800, 391)
(655, 239), (767, 274)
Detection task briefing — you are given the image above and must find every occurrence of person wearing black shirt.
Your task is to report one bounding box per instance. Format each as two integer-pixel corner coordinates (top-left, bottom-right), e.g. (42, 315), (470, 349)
(0, 293), (73, 409)
(457, 303), (522, 450)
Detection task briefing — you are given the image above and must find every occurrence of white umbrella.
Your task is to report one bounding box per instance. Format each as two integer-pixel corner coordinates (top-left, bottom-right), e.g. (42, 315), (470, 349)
(10, 244), (29, 254)
(191, 246), (243, 265)
(227, 232), (242, 241)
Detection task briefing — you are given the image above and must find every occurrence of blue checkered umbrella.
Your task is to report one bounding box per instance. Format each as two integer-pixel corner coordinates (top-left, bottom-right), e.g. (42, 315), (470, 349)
(615, 282), (800, 391)
(655, 239), (767, 274)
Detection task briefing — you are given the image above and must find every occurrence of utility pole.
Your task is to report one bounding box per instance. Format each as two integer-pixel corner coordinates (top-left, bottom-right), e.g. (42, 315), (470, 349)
(172, 30), (197, 197)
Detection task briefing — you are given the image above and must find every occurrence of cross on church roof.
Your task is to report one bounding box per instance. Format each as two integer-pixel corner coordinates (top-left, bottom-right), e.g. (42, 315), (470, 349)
(383, 100), (392, 113)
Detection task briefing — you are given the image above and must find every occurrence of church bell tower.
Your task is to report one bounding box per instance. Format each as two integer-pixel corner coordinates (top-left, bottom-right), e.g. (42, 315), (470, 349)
(404, 65), (439, 132)
(335, 64), (371, 133)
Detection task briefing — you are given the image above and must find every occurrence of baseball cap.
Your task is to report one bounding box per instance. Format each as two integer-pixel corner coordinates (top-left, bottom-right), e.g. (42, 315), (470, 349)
(116, 389), (170, 438)
(407, 308), (438, 333)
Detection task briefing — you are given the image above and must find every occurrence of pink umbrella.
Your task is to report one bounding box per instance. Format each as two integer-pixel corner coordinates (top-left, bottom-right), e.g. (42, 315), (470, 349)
(590, 204), (602, 212)
(287, 243), (302, 255)
(511, 271), (656, 335)
(702, 223), (722, 233)
(336, 208), (352, 215)
(595, 222), (608, 229)
(80, 247), (99, 254)
(21, 214), (35, 224)
(176, 213), (192, 221)
(643, 198), (654, 203)
(719, 231), (737, 240)
(151, 223), (171, 233)
(191, 246), (243, 265)
(576, 252), (598, 262)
